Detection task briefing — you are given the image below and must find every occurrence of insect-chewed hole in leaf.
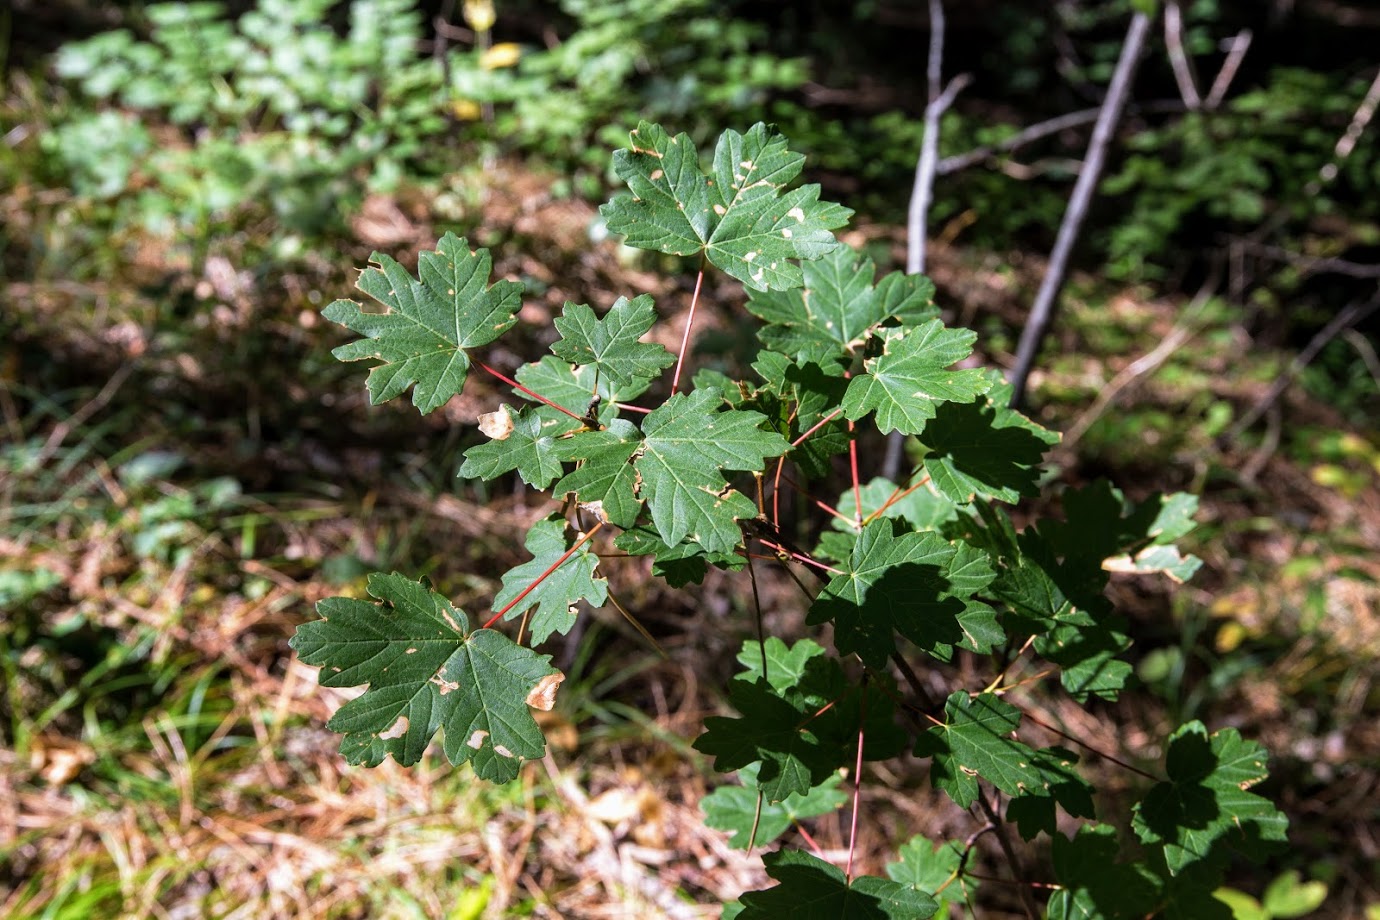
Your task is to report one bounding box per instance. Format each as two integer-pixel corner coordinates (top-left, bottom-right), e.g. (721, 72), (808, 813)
(380, 716), (409, 740)
(479, 409), (515, 440)
(526, 671), (566, 712)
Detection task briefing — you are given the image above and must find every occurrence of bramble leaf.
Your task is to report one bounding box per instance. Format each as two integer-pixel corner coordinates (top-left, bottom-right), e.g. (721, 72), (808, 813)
(808, 520), (1002, 668)
(702, 763), (847, 849)
(491, 515), (607, 644)
(913, 692), (1094, 825)
(601, 121), (853, 291)
(738, 850), (939, 919)
(550, 294), (675, 387)
(457, 404), (582, 488)
(842, 321), (993, 435)
(1132, 722), (1289, 876)
(290, 573), (558, 782)
(634, 388), (788, 553)
(323, 233), (523, 414)
(746, 245), (939, 364)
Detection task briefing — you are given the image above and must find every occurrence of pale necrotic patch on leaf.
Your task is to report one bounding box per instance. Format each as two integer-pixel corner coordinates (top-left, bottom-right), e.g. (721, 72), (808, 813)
(526, 672), (565, 711)
(478, 408), (515, 440)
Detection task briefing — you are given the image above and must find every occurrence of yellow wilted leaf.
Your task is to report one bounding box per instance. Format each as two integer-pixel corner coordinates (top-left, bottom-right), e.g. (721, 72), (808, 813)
(448, 99), (482, 121)
(463, 0), (495, 33)
(481, 42), (522, 70)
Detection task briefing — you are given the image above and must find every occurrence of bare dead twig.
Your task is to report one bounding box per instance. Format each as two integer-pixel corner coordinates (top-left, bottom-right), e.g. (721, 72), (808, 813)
(1204, 29), (1253, 109)
(891, 0), (969, 481)
(936, 100), (1184, 176)
(1008, 9), (1156, 409)
(975, 792), (1039, 920)
(908, 0), (971, 275)
(1233, 240), (1380, 279)
(1342, 328), (1380, 391)
(1164, 2), (1202, 110)
(1316, 67), (1380, 187)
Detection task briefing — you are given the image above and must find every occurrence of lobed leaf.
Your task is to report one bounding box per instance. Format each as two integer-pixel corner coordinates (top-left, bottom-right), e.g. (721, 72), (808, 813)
(913, 692), (1094, 826)
(808, 519), (1001, 668)
(746, 244), (939, 364)
(457, 404), (582, 488)
(886, 835), (977, 919)
(633, 388), (788, 553)
(702, 763), (847, 849)
(601, 121), (853, 290)
(1132, 722), (1289, 876)
(695, 638), (904, 803)
(841, 321), (993, 435)
(491, 515), (607, 644)
(323, 233), (523, 414)
(290, 573), (559, 781)
(738, 850), (939, 919)
(550, 294), (675, 387)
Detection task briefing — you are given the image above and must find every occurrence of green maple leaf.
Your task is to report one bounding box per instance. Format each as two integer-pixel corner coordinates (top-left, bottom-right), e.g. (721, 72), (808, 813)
(1132, 722), (1289, 876)
(808, 520), (1002, 668)
(913, 693), (1094, 823)
(967, 502), (1134, 702)
(550, 294), (675, 387)
(323, 233), (523, 414)
(702, 763), (847, 849)
(842, 321), (993, 435)
(746, 244), (938, 364)
(738, 850), (939, 919)
(612, 525), (745, 586)
(735, 637), (829, 693)
(886, 835), (976, 919)
(695, 677), (834, 801)
(832, 477), (958, 535)
(1048, 826), (1162, 920)
(554, 420), (644, 528)
(696, 638), (903, 802)
(634, 388), (788, 553)
(600, 121), (853, 291)
(290, 573), (559, 782)
(491, 515), (607, 644)
(1041, 481), (1203, 583)
(751, 351), (851, 479)
(513, 356), (637, 422)
(918, 375), (1058, 504)
(457, 404), (582, 488)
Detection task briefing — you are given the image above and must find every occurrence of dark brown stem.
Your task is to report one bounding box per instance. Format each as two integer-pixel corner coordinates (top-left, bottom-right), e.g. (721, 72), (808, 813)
(975, 792), (1041, 919)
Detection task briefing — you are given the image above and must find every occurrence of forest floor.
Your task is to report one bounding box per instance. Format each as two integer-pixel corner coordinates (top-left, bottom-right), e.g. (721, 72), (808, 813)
(4, 161), (1380, 918)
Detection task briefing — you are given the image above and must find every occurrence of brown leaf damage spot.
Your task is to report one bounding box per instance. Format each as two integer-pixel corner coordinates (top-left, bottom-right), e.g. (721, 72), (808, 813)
(479, 408), (515, 440)
(380, 716), (409, 740)
(468, 729), (489, 749)
(526, 671), (566, 711)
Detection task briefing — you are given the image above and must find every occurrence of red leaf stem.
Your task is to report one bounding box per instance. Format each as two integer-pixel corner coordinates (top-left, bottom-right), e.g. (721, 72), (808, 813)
(757, 538), (843, 576)
(846, 674), (867, 881)
(482, 521), (604, 629)
(477, 361), (585, 423)
(669, 266), (706, 395)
